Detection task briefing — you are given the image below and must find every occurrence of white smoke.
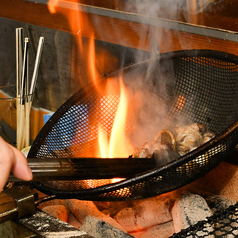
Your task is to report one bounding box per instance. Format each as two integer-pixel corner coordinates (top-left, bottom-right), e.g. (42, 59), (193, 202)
(117, 0), (217, 149)
(97, 0), (218, 150)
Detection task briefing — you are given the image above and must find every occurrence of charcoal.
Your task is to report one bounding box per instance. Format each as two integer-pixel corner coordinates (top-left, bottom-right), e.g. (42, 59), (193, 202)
(206, 195), (234, 214)
(80, 216), (135, 238)
(115, 197), (172, 232)
(171, 192), (214, 236)
(139, 221), (175, 238)
(66, 199), (125, 231)
(42, 204), (68, 222)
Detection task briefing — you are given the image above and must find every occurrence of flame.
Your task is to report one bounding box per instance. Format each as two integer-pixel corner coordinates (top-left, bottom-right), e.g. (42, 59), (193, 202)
(47, 0), (58, 13)
(109, 77), (133, 158)
(47, 0), (95, 86)
(47, 0), (84, 34)
(98, 124), (109, 158)
(47, 0), (134, 185)
(97, 76), (133, 184)
(88, 34), (100, 89)
(98, 76), (133, 159)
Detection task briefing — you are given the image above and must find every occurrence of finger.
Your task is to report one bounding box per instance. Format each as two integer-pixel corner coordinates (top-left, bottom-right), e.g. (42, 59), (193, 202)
(0, 137), (15, 191)
(0, 137), (32, 192)
(10, 145), (33, 181)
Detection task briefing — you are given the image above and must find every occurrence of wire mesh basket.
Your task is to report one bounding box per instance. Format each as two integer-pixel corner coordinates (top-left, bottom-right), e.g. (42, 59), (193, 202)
(28, 49), (238, 201)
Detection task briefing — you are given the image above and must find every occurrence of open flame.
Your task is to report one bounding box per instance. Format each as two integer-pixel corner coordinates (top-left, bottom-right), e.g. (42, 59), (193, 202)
(98, 76), (134, 158)
(47, 0), (134, 161)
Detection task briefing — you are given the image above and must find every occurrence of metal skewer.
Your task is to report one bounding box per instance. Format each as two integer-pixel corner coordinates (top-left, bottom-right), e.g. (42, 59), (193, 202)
(17, 37), (29, 150)
(16, 28), (23, 98)
(29, 36), (44, 100)
(16, 28), (23, 150)
(20, 37), (29, 105)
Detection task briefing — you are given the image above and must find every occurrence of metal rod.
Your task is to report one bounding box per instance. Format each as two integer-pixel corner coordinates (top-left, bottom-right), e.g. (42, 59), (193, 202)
(20, 37), (29, 105)
(16, 27), (23, 97)
(29, 36), (44, 99)
(16, 28), (24, 150)
(8, 157), (158, 182)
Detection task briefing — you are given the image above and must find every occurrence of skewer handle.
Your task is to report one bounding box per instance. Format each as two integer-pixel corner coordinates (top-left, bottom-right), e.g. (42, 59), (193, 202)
(8, 157), (157, 181)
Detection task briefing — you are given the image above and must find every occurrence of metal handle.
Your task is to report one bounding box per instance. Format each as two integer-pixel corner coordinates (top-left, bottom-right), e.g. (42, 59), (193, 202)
(8, 157), (158, 182)
(0, 186), (56, 224)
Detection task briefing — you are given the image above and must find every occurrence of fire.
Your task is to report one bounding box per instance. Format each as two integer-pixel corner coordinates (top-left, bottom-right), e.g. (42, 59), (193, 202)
(47, 0), (58, 13)
(47, 0), (95, 86)
(47, 0), (134, 162)
(88, 34), (100, 89)
(109, 77), (133, 158)
(98, 76), (134, 159)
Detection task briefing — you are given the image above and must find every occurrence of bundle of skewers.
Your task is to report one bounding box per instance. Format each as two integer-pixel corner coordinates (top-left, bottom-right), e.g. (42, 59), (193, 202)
(16, 28), (44, 150)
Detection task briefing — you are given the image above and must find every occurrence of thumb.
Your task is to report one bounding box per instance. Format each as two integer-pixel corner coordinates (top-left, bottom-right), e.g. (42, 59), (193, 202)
(11, 145), (33, 181)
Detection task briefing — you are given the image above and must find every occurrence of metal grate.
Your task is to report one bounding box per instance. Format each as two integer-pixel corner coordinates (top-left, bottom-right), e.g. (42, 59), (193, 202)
(28, 50), (238, 201)
(170, 202), (238, 237)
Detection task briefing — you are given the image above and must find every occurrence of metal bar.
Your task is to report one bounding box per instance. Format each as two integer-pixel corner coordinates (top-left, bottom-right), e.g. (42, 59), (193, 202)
(7, 157), (157, 182)
(20, 37), (29, 104)
(27, 0), (238, 42)
(16, 27), (23, 97)
(29, 36), (44, 97)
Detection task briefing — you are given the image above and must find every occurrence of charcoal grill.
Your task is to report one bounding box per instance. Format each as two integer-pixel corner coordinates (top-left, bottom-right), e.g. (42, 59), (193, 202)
(27, 49), (238, 201)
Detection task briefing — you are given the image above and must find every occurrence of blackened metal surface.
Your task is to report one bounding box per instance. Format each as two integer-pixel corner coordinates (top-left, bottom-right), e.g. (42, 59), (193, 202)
(8, 157), (158, 182)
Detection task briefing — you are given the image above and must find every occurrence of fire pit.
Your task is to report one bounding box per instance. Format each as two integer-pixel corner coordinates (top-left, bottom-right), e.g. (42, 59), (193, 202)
(1, 49), (238, 237)
(27, 49), (238, 201)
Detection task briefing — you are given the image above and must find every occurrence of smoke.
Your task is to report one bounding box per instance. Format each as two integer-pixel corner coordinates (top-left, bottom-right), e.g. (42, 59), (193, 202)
(121, 62), (174, 148)
(96, 1), (218, 151)
(125, 0), (216, 17)
(188, 0), (217, 14)
(114, 0), (215, 149)
(125, 0), (186, 19)
(123, 0), (216, 53)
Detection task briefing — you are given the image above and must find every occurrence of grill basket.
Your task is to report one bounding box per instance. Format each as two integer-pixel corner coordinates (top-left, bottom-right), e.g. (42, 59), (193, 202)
(28, 49), (238, 201)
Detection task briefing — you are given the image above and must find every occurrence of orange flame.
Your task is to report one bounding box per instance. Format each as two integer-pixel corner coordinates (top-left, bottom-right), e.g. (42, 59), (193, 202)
(88, 34), (100, 89)
(47, 0), (94, 85)
(47, 0), (58, 13)
(98, 76), (133, 158)
(47, 0), (134, 164)
(98, 124), (109, 158)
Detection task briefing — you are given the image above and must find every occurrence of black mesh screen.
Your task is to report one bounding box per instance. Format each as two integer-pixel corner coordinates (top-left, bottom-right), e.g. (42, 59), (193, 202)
(28, 50), (238, 201)
(170, 202), (238, 237)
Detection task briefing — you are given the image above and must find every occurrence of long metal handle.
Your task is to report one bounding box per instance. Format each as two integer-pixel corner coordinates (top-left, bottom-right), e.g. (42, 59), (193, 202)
(8, 157), (157, 182)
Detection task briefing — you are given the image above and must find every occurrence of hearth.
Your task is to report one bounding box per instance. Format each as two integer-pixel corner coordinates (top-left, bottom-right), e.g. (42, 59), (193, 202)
(0, 1), (238, 237)
(6, 49), (238, 237)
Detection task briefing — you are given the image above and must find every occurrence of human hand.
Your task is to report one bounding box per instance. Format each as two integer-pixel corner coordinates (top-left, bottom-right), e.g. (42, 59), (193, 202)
(0, 136), (32, 192)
